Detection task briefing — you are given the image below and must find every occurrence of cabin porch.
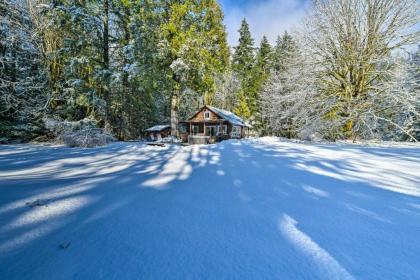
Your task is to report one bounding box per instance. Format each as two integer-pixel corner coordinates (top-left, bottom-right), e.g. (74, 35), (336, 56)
(179, 120), (232, 144)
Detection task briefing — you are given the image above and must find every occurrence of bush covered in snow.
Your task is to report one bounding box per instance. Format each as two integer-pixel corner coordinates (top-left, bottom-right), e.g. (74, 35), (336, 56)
(44, 118), (115, 147)
(61, 128), (115, 148)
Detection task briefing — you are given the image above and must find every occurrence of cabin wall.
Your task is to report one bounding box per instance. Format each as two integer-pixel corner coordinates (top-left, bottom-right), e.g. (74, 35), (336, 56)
(190, 108), (222, 122)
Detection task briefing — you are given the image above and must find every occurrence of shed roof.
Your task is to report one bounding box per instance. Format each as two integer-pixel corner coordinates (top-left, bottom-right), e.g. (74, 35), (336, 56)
(145, 125), (171, 132)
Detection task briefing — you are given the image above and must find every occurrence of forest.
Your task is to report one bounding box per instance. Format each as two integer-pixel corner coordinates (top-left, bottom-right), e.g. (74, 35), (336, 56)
(1, 0), (419, 144)
(1, 2), (420, 278)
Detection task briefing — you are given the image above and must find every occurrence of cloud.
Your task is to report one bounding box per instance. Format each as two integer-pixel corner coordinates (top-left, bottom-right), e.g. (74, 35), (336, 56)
(222, 0), (310, 47)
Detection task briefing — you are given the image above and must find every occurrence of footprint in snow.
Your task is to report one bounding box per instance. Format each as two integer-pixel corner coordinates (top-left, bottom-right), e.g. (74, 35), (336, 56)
(59, 242), (71, 250)
(25, 199), (50, 208)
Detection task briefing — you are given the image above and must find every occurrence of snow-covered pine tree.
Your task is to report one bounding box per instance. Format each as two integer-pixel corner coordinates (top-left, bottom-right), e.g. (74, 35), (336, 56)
(0, 0), (47, 141)
(261, 32), (305, 138)
(272, 31), (296, 74)
(253, 35), (273, 133)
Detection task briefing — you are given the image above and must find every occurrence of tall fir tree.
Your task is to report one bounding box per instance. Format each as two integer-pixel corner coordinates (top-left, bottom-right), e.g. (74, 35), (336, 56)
(232, 19), (255, 80)
(255, 35), (272, 77)
(232, 18), (255, 120)
(252, 35), (273, 133)
(272, 31), (297, 74)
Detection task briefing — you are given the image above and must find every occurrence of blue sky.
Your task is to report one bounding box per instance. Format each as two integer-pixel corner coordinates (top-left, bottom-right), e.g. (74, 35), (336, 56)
(219, 0), (310, 46)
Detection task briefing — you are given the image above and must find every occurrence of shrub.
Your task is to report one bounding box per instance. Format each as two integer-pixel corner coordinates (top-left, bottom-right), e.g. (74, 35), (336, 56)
(62, 128), (115, 148)
(43, 117), (115, 147)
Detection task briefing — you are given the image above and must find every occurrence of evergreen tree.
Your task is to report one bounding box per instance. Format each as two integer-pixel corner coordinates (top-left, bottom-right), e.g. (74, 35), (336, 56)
(252, 35), (273, 133)
(33, 0), (163, 139)
(111, 0), (163, 139)
(232, 19), (255, 80)
(234, 91), (251, 120)
(272, 31), (297, 74)
(261, 37), (305, 138)
(0, 0), (47, 141)
(158, 0), (229, 137)
(231, 18), (255, 120)
(255, 35), (272, 77)
(42, 0), (111, 122)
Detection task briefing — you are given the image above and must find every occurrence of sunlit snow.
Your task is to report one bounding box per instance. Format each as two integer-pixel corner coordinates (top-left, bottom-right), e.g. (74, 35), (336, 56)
(0, 138), (419, 279)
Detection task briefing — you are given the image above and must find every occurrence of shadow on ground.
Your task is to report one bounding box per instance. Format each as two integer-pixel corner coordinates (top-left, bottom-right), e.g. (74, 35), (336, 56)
(0, 139), (419, 279)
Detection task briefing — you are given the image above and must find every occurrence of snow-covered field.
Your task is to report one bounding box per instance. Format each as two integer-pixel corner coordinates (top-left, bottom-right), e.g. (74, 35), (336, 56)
(0, 138), (419, 279)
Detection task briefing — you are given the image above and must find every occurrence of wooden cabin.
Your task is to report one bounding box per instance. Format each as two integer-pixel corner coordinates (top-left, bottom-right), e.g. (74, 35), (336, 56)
(178, 105), (252, 144)
(145, 125), (171, 141)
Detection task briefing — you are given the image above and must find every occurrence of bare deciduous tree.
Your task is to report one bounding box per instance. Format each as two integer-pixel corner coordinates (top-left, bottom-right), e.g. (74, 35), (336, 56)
(303, 0), (419, 140)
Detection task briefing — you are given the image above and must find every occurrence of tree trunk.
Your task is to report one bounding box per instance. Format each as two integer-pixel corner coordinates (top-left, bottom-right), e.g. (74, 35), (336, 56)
(171, 89), (180, 138)
(103, 0), (111, 128)
(119, 6), (131, 140)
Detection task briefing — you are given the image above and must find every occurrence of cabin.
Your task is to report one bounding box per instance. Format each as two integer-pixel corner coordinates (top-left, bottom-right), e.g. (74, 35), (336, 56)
(178, 105), (252, 144)
(145, 125), (171, 141)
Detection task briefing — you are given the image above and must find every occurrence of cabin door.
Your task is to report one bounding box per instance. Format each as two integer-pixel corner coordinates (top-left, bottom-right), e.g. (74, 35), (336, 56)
(205, 126), (216, 136)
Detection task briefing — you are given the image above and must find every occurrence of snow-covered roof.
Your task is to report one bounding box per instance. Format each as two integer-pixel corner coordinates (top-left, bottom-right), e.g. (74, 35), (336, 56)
(206, 106), (252, 128)
(145, 125), (171, 132)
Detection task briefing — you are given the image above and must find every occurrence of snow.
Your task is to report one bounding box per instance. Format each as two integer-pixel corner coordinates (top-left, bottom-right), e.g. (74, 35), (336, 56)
(160, 136), (182, 143)
(207, 105), (252, 127)
(0, 138), (419, 279)
(145, 125), (171, 132)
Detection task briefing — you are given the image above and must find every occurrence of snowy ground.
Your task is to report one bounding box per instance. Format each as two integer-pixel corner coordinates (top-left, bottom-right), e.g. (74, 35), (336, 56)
(0, 138), (419, 279)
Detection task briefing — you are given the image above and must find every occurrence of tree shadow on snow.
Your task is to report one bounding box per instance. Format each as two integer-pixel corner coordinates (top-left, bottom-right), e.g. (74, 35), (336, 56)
(0, 140), (419, 279)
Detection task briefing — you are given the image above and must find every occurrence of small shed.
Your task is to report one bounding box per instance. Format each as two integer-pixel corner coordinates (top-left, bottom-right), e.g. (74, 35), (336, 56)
(145, 125), (171, 141)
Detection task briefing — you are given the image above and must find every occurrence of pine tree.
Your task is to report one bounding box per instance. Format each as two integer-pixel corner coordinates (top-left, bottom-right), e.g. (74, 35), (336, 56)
(0, 0), (47, 141)
(272, 31), (297, 74)
(252, 35), (273, 133)
(261, 37), (309, 138)
(232, 18), (255, 120)
(255, 35), (272, 76)
(111, 0), (163, 139)
(36, 0), (158, 138)
(232, 19), (255, 80)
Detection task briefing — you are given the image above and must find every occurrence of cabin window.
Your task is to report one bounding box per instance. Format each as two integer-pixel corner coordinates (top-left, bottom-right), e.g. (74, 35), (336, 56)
(179, 124), (186, 133)
(192, 125), (200, 135)
(205, 126), (216, 136)
(217, 125), (227, 135)
(204, 110), (210, 120)
(231, 126), (241, 138)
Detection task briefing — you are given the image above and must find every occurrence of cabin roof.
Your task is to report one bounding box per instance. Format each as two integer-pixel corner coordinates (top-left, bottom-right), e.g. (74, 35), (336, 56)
(205, 106), (252, 128)
(186, 105), (252, 128)
(145, 125), (171, 132)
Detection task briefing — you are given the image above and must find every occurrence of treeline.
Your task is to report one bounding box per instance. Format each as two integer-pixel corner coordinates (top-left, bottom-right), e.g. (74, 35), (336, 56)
(1, 0), (419, 143)
(261, 0), (420, 142)
(1, 0), (230, 141)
